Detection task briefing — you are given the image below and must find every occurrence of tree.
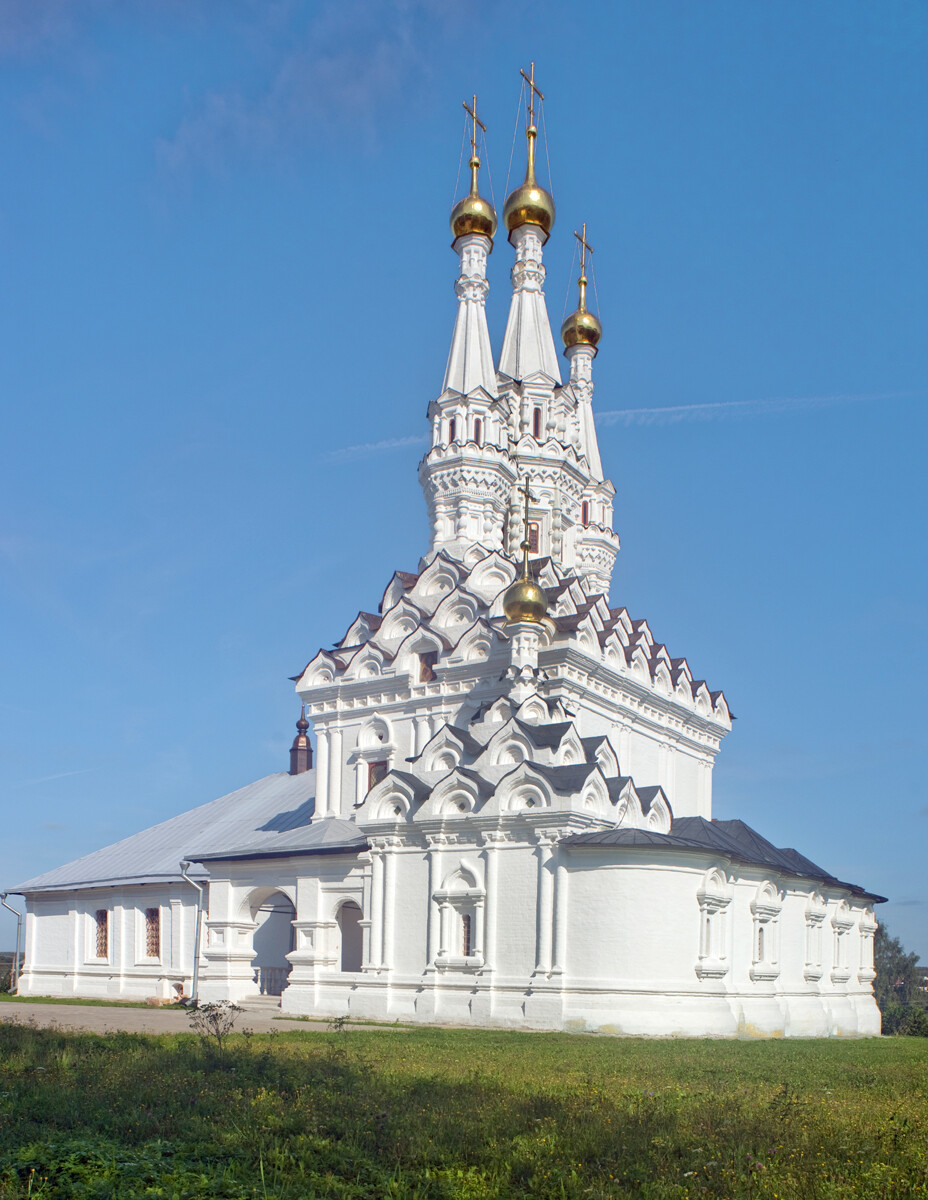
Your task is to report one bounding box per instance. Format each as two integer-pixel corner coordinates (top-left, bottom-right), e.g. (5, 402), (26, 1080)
(873, 923), (924, 1011)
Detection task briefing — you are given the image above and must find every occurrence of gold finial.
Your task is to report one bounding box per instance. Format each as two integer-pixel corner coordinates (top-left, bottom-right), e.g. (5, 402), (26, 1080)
(561, 221), (603, 352)
(503, 62), (555, 243)
(451, 92), (497, 241)
(503, 475), (549, 623)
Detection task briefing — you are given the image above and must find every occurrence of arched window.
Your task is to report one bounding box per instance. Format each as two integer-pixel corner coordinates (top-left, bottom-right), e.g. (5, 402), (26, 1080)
(461, 913), (472, 957)
(757, 924), (765, 961)
(418, 651), (438, 682)
(532, 407), (542, 438)
(448, 417), (457, 444)
(338, 902), (363, 972)
(528, 522), (540, 553)
(581, 501), (589, 526)
(474, 418), (482, 446)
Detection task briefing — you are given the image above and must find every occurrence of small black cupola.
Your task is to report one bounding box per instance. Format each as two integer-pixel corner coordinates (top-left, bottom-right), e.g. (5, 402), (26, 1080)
(289, 705), (313, 775)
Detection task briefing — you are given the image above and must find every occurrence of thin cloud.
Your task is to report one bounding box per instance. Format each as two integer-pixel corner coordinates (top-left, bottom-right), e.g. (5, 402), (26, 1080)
(158, 1), (457, 171)
(15, 768), (97, 788)
(327, 434), (428, 463)
(327, 389), (917, 459)
(596, 390), (917, 427)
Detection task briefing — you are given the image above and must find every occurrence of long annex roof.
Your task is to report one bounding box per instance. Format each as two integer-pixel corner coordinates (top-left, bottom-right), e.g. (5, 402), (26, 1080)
(6, 770), (363, 895)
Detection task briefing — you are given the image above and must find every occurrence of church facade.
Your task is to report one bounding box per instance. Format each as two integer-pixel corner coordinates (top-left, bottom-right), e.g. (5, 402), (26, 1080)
(8, 83), (883, 1037)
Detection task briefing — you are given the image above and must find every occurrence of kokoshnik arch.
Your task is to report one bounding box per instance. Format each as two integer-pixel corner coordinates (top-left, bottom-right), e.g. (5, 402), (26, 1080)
(7, 69), (884, 1037)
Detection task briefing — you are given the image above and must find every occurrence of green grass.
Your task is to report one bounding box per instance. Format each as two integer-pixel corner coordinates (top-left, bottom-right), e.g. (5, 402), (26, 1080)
(0, 1025), (925, 1199)
(0, 993), (155, 1009)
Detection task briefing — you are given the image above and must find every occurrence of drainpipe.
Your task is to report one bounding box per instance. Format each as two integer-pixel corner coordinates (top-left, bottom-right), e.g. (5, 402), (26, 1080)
(1, 894), (23, 995)
(179, 862), (204, 1007)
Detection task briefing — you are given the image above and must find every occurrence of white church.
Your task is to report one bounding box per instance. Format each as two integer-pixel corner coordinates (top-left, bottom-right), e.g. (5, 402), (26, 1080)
(7, 79), (884, 1037)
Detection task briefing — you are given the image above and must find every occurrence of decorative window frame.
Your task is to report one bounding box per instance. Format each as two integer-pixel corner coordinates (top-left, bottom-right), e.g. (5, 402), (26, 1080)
(831, 900), (854, 984)
(87, 908), (110, 964)
(750, 882), (783, 982)
(433, 864), (486, 970)
(134, 904), (162, 964)
(858, 910), (878, 985)
(695, 869), (732, 980)
(803, 893), (827, 982)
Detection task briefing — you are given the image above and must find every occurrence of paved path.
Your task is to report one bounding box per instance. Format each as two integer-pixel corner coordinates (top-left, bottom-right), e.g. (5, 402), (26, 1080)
(0, 1001), (331, 1036)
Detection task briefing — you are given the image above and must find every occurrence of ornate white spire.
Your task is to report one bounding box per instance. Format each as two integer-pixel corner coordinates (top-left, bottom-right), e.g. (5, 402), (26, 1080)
(443, 97), (498, 397)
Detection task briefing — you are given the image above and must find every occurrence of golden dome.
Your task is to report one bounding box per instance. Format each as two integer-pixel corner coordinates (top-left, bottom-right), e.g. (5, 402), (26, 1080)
(561, 303), (602, 351)
(503, 574), (548, 623)
(503, 126), (555, 243)
(451, 157), (497, 240)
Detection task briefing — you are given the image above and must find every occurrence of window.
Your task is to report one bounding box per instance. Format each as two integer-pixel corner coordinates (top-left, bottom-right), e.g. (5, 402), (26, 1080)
(95, 910), (108, 958)
(756, 924), (765, 961)
(527, 522), (540, 553)
(532, 407), (541, 438)
(368, 760), (389, 791)
(581, 501), (589, 526)
(474, 418), (482, 446)
(419, 650), (438, 682)
(448, 417), (457, 444)
(461, 913), (472, 957)
(145, 907), (160, 958)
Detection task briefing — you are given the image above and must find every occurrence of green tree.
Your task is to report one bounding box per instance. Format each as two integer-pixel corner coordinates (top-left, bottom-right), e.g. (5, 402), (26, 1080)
(874, 923), (922, 1010)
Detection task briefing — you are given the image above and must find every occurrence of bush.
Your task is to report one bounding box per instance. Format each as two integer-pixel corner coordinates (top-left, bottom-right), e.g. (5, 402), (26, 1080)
(882, 1002), (928, 1037)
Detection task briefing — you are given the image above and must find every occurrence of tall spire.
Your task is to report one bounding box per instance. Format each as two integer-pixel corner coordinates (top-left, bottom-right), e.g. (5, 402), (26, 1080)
(442, 94), (498, 397)
(289, 705), (313, 776)
(499, 64), (560, 383)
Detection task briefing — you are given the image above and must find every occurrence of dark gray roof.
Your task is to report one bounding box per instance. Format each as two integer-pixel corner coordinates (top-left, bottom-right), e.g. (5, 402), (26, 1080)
(514, 718), (574, 750)
(634, 785), (666, 813)
(562, 815), (886, 903)
(409, 724), (482, 763)
(527, 762), (598, 794)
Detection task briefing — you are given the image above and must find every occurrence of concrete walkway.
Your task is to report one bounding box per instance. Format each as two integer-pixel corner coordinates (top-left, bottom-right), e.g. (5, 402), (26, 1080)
(0, 999), (332, 1036)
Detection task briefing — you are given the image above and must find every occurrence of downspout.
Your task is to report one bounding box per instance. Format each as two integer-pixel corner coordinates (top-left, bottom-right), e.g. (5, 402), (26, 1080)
(1, 894), (23, 995)
(179, 862), (204, 1007)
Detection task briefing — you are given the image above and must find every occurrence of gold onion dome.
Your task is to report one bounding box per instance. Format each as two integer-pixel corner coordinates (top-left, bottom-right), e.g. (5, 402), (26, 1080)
(503, 121), (554, 243)
(503, 571), (549, 623)
(451, 157), (497, 240)
(561, 293), (602, 351)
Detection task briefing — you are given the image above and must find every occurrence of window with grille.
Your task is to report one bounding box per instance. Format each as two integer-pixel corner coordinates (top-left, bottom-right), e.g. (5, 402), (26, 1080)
(528, 523), (540, 554)
(145, 907), (161, 958)
(461, 913), (472, 957)
(419, 651), (438, 682)
(95, 910), (108, 958)
(532, 407), (542, 438)
(368, 760), (389, 791)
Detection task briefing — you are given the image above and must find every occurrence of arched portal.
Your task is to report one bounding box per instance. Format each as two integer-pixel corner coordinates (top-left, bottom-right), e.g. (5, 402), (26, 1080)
(251, 890), (295, 996)
(337, 901), (363, 972)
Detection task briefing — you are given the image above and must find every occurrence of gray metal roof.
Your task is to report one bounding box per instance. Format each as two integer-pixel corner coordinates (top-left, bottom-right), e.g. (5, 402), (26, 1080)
(7, 771), (341, 894)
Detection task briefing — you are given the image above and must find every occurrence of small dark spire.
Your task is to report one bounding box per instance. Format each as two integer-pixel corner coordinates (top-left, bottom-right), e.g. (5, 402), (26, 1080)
(289, 704), (313, 775)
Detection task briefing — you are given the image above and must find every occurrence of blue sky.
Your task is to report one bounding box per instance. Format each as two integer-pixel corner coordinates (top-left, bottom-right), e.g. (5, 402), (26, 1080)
(1, 0), (926, 959)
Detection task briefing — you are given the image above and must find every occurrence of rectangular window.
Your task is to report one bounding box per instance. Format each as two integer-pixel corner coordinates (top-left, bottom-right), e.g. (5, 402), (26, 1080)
(532, 407), (542, 439)
(95, 909), (108, 959)
(461, 912), (472, 957)
(581, 501), (590, 526)
(419, 651), (438, 682)
(448, 417), (457, 444)
(474, 418), (482, 446)
(145, 907), (161, 958)
(368, 760), (389, 791)
(528, 522), (540, 554)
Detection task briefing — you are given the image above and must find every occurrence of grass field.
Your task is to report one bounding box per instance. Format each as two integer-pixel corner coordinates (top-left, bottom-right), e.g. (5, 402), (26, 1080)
(0, 1023), (925, 1199)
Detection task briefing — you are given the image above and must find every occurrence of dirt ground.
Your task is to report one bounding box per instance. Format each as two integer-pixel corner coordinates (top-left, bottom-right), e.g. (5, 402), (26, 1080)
(0, 1000), (331, 1036)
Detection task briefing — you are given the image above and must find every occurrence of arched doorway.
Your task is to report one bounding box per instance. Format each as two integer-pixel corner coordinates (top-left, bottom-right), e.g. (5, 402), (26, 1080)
(337, 901), (363, 972)
(251, 890), (295, 996)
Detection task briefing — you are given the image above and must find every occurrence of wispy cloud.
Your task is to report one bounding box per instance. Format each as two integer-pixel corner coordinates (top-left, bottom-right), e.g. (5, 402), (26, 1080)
(325, 389), (918, 460)
(326, 433), (428, 463)
(15, 768), (97, 788)
(596, 390), (917, 427)
(158, 0), (457, 171)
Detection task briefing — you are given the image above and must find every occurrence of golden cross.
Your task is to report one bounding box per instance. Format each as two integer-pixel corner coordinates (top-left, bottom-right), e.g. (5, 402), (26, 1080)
(574, 222), (594, 272)
(462, 94), (486, 159)
(519, 62), (544, 128)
